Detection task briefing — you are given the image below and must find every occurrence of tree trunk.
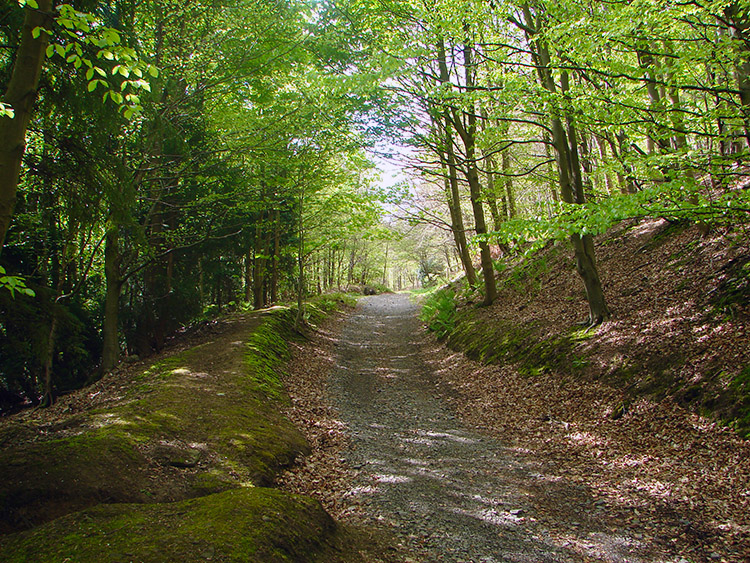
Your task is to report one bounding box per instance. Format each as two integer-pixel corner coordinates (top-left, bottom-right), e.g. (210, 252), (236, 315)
(725, 3), (750, 150)
(636, 46), (672, 154)
(484, 153), (503, 232)
(41, 310), (59, 407)
(271, 208), (280, 303)
(253, 215), (266, 309)
(0, 0), (54, 252)
(436, 37), (478, 288)
(594, 134), (615, 195)
(522, 5), (609, 324)
(502, 149), (516, 218)
(382, 242), (389, 286)
(245, 249), (253, 302)
(455, 36), (496, 305)
(295, 193), (305, 329)
(101, 228), (124, 374)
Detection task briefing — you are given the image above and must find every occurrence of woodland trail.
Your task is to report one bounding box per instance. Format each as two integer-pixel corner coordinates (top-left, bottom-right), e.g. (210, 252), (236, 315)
(326, 294), (680, 563)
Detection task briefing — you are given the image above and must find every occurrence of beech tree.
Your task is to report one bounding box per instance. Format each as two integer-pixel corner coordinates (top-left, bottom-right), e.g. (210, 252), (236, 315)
(4, 0), (750, 407)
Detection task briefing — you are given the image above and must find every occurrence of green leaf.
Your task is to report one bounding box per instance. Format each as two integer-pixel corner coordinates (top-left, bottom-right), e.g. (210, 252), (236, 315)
(0, 103), (14, 119)
(88, 79), (97, 92)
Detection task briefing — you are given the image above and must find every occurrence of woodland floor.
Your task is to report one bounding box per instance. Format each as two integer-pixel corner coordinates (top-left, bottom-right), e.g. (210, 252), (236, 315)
(280, 220), (750, 563)
(2, 219), (748, 562)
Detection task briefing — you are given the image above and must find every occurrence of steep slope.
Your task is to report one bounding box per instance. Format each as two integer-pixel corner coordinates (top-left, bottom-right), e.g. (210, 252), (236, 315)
(436, 218), (749, 435)
(419, 217), (750, 560)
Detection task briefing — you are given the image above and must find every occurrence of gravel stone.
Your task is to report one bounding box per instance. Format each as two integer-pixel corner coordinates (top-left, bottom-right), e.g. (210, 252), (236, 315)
(328, 294), (676, 562)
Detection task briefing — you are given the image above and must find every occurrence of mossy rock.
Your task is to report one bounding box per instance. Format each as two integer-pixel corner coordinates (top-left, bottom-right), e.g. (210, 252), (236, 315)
(0, 430), (150, 534)
(0, 488), (345, 563)
(0, 309), (309, 533)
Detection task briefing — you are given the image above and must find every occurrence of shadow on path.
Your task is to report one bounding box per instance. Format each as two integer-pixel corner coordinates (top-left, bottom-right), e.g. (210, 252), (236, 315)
(329, 294), (677, 563)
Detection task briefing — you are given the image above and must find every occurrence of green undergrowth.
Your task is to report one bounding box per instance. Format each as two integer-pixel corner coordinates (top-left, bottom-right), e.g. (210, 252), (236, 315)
(727, 366), (750, 438)
(420, 280), (591, 377)
(0, 488), (351, 563)
(419, 288), (457, 339)
(0, 295), (357, 558)
(495, 244), (562, 296)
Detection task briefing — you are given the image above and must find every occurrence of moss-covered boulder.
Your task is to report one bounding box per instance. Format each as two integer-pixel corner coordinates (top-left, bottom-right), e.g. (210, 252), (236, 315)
(0, 489), (345, 563)
(0, 309), (308, 534)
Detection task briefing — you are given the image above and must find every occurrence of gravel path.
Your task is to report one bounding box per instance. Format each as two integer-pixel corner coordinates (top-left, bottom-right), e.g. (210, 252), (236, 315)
(328, 294), (676, 563)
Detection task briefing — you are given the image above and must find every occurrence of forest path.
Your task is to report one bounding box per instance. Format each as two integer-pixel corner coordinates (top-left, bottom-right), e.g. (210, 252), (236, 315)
(325, 293), (673, 563)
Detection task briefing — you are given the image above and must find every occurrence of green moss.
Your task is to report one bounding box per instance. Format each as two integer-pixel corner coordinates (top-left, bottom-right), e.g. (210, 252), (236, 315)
(442, 307), (590, 377)
(0, 296), (381, 561)
(0, 308), (309, 533)
(726, 366), (750, 438)
(0, 489), (340, 563)
(0, 430), (150, 533)
(135, 346), (204, 382)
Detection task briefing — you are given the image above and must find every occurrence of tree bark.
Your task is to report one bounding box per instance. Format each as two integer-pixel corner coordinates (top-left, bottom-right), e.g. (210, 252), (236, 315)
(271, 208), (280, 303)
(457, 36), (496, 304)
(724, 3), (750, 150)
(295, 192), (305, 329)
(435, 38), (477, 287)
(253, 213), (266, 309)
(0, 0), (54, 252)
(101, 228), (124, 374)
(522, 5), (610, 324)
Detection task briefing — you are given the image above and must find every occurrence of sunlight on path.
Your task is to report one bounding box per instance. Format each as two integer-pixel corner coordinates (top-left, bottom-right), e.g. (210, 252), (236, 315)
(329, 294), (681, 563)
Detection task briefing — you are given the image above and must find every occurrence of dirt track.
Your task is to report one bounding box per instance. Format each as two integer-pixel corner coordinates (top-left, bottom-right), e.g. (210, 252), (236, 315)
(325, 294), (682, 563)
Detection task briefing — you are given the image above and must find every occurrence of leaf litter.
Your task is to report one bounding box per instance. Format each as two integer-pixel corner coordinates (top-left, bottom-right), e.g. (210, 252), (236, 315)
(281, 219), (749, 563)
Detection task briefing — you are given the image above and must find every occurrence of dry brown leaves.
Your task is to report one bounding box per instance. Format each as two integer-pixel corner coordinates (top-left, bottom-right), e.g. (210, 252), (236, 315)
(420, 218), (750, 562)
(277, 314), (365, 520)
